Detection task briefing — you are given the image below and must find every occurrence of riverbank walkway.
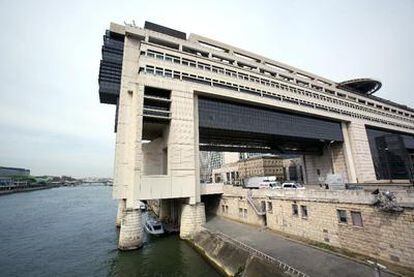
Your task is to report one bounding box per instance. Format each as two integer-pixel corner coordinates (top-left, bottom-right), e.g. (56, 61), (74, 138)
(204, 216), (395, 277)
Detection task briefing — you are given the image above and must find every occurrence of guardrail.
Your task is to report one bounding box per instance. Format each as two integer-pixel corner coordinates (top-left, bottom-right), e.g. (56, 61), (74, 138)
(247, 190), (266, 215)
(214, 230), (309, 277)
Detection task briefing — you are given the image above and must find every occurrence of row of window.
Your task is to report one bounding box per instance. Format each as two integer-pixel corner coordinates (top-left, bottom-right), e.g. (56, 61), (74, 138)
(143, 48), (414, 123)
(270, 202), (362, 227)
(291, 203), (308, 219)
(141, 65), (414, 132)
(223, 202), (363, 228)
(337, 209), (363, 227)
(221, 204), (249, 219)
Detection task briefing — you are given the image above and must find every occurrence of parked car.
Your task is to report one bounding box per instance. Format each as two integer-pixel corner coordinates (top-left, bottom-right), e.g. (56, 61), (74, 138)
(243, 176), (280, 189)
(281, 182), (305, 189)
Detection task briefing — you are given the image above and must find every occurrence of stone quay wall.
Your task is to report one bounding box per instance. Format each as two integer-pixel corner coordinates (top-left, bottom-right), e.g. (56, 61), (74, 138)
(216, 185), (414, 269)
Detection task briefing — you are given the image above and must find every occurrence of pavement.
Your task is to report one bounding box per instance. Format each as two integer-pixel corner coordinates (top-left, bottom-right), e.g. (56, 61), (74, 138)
(204, 216), (395, 277)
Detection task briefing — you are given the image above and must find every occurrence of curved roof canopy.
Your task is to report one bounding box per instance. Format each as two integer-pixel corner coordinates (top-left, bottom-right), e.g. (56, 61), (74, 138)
(337, 78), (382, 95)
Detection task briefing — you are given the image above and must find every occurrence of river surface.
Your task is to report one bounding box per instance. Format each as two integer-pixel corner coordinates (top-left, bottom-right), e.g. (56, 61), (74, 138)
(0, 185), (220, 277)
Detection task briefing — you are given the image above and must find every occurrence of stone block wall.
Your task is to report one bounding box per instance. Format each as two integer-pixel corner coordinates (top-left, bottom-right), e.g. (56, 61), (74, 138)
(304, 148), (332, 186)
(217, 186), (414, 269)
(217, 195), (265, 227)
(180, 203), (206, 239)
(265, 198), (413, 269)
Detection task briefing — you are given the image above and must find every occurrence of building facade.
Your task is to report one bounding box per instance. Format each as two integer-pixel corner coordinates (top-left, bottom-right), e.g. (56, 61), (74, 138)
(238, 156), (284, 180)
(98, 21), (414, 250)
(200, 151), (239, 183)
(212, 156), (284, 184)
(0, 166), (30, 177)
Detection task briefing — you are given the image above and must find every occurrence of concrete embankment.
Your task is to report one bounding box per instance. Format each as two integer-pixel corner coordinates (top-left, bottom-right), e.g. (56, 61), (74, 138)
(188, 228), (306, 277)
(0, 185), (59, 196)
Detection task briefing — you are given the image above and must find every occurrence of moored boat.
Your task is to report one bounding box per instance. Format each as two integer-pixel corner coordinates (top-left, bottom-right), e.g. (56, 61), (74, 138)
(143, 212), (165, 235)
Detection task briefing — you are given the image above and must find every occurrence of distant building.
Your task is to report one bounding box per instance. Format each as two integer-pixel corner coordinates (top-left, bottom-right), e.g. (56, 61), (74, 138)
(212, 155), (285, 183)
(0, 166), (30, 177)
(238, 156), (284, 180)
(0, 177), (13, 186)
(200, 152), (239, 182)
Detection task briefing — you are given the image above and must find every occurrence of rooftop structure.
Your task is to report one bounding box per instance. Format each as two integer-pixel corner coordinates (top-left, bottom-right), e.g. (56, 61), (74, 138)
(337, 78), (382, 95)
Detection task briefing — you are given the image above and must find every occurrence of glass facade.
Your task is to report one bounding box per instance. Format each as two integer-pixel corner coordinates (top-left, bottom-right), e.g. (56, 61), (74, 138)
(366, 127), (414, 180)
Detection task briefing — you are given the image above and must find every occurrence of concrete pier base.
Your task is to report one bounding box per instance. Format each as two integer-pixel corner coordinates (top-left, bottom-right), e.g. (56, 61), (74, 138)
(179, 202), (206, 239)
(115, 199), (126, 228)
(118, 208), (143, 250)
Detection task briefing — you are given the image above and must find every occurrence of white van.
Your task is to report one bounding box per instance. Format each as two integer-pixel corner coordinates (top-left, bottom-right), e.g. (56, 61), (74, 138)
(243, 176), (280, 189)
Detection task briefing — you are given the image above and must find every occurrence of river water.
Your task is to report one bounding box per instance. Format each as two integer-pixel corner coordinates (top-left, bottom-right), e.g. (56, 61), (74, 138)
(0, 185), (220, 277)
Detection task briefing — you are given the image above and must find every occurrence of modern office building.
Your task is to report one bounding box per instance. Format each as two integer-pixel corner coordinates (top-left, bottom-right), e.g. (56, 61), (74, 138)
(0, 166), (30, 177)
(98, 21), (414, 250)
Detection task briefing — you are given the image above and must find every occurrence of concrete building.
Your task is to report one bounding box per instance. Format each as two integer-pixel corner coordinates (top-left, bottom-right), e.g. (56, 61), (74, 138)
(212, 155), (284, 184)
(98, 21), (414, 250)
(238, 156), (284, 180)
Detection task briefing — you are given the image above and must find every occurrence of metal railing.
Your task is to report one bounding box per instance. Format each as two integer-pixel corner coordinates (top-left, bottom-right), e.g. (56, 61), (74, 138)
(215, 230), (309, 277)
(246, 190), (266, 216)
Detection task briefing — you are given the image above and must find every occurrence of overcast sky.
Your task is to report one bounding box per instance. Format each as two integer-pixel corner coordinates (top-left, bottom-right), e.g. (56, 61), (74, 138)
(0, 0), (413, 177)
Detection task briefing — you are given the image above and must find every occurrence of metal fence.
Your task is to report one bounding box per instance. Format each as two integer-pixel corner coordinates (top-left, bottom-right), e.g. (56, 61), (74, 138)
(213, 230), (309, 277)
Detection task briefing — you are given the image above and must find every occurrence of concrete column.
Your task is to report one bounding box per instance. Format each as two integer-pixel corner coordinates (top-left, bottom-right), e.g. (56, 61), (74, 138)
(341, 122), (357, 183)
(118, 208), (144, 250)
(179, 202), (206, 239)
(330, 143), (349, 183)
(115, 199), (126, 228)
(193, 94), (201, 204)
(347, 121), (376, 183)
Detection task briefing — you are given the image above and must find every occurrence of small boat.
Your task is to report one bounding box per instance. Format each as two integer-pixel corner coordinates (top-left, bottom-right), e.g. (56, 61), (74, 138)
(143, 213), (165, 235)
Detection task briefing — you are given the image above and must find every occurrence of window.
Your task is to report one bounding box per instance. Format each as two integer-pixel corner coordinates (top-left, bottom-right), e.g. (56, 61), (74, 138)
(239, 208), (243, 218)
(337, 209), (347, 223)
(292, 204), (298, 216)
(244, 208), (248, 218)
(301, 205), (308, 218)
(351, 211), (363, 227)
(267, 201), (273, 213)
(222, 205), (225, 213)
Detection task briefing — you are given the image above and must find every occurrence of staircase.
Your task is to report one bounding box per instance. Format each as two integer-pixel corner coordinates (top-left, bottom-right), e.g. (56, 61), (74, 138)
(246, 190), (266, 216)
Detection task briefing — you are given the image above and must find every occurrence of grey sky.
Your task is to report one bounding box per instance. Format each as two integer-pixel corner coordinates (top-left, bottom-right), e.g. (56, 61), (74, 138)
(0, 0), (413, 177)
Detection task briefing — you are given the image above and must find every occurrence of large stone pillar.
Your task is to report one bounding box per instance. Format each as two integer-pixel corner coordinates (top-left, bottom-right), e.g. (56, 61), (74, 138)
(345, 121), (376, 183)
(115, 199), (126, 228)
(118, 208), (144, 250)
(341, 122), (357, 183)
(179, 202), (206, 239)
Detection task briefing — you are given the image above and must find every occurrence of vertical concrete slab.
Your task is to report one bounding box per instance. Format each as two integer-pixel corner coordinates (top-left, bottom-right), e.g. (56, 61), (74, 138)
(347, 121), (376, 183)
(341, 122), (357, 183)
